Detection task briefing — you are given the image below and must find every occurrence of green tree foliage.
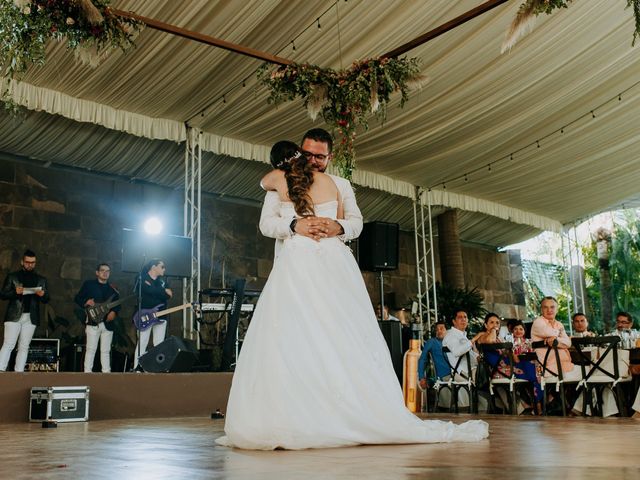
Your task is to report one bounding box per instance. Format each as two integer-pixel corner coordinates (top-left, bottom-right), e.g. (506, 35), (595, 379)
(582, 210), (640, 332)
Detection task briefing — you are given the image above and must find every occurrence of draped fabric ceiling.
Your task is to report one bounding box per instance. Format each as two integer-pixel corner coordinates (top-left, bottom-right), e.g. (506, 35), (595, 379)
(2, 0), (640, 247)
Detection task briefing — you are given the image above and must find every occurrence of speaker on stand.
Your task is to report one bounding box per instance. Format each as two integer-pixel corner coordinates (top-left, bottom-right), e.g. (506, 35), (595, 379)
(358, 221), (401, 381)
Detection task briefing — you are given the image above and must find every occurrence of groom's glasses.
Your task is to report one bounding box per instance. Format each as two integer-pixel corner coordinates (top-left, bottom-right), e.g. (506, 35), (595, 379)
(302, 151), (329, 161)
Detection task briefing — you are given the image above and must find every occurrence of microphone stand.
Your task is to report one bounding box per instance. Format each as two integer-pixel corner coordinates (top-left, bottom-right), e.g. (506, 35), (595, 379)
(133, 258), (146, 372)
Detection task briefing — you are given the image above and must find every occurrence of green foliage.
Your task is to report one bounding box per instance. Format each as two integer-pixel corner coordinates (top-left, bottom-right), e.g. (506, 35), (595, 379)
(258, 57), (423, 179)
(1, 0), (141, 109)
(582, 211), (640, 332)
(520, 0), (640, 45)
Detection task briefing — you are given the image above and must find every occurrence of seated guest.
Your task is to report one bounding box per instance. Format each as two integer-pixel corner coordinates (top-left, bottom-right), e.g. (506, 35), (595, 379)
(571, 312), (596, 337)
(530, 297), (620, 416)
(418, 321), (449, 388)
(531, 296), (579, 380)
(612, 311), (634, 334)
(440, 310), (491, 412)
(443, 310), (478, 375)
(475, 314), (542, 414)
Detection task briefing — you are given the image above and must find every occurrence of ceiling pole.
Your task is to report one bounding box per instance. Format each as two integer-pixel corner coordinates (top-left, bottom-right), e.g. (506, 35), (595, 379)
(382, 0), (510, 58)
(111, 9), (292, 66)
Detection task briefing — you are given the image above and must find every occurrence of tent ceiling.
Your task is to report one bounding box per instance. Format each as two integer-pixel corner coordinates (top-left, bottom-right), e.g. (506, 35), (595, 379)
(2, 0), (640, 246)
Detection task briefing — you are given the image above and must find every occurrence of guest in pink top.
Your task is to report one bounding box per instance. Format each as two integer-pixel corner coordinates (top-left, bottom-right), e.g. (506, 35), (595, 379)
(531, 296), (575, 377)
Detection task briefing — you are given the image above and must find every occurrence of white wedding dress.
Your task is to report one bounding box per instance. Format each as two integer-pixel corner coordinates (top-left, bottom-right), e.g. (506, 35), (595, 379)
(216, 201), (488, 450)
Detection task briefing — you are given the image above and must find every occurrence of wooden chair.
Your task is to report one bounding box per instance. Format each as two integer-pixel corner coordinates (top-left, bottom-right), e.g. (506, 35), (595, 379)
(477, 342), (531, 415)
(571, 335), (632, 417)
(435, 347), (477, 413)
(532, 339), (579, 416)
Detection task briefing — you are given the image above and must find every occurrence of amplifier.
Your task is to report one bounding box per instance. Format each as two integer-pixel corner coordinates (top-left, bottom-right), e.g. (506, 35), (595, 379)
(26, 338), (59, 372)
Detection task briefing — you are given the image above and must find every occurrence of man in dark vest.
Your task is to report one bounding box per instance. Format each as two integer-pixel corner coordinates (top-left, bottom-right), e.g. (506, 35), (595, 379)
(0, 249), (49, 371)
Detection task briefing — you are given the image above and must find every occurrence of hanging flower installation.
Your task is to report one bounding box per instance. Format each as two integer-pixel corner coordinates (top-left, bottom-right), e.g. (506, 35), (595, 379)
(1, 0), (141, 100)
(259, 56), (424, 179)
(503, 0), (640, 52)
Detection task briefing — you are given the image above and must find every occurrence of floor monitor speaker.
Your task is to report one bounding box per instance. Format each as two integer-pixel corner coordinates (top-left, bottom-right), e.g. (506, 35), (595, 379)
(139, 336), (198, 373)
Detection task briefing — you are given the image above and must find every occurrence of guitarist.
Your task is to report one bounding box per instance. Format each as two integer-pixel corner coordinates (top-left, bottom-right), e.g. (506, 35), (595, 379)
(133, 259), (172, 370)
(74, 263), (120, 373)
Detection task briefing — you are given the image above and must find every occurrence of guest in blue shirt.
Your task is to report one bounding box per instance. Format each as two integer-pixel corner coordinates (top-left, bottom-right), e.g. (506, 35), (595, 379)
(418, 321), (450, 388)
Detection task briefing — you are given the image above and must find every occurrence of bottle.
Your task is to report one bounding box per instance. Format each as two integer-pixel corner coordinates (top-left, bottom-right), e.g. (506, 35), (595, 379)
(402, 338), (422, 413)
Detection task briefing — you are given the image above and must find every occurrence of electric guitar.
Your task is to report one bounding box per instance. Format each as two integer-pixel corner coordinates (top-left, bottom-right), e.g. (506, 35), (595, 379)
(133, 302), (199, 331)
(85, 295), (134, 332)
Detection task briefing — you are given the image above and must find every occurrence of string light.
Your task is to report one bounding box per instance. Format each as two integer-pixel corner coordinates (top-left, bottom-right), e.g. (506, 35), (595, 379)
(188, 1), (343, 123)
(427, 79), (640, 191)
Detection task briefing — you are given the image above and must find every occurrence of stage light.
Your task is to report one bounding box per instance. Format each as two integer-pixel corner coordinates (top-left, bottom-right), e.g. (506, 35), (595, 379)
(143, 217), (163, 235)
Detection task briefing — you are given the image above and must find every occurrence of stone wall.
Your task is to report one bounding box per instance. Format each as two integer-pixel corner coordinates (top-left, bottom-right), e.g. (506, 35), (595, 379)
(0, 158), (526, 369)
(0, 159), (422, 368)
(462, 245), (526, 320)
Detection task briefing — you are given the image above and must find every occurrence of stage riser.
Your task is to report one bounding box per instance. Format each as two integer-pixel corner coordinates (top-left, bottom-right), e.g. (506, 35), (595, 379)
(0, 372), (232, 423)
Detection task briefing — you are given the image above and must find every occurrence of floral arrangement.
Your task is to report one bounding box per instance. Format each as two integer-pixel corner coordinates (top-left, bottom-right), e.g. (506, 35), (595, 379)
(503, 0), (640, 51)
(259, 56), (424, 179)
(0, 0), (141, 79)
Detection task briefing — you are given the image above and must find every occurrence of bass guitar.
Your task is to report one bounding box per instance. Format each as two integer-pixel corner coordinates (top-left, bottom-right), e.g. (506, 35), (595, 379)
(85, 295), (134, 332)
(133, 302), (198, 331)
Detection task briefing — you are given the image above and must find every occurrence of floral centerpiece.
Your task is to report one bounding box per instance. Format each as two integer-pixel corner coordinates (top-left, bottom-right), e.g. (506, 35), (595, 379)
(503, 0), (640, 51)
(1, 0), (141, 106)
(259, 56), (424, 179)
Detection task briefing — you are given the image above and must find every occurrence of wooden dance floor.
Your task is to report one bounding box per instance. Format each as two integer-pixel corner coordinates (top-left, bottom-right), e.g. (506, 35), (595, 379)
(0, 414), (638, 479)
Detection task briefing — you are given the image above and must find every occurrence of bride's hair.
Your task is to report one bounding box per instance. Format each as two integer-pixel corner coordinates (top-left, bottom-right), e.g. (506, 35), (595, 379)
(270, 140), (315, 217)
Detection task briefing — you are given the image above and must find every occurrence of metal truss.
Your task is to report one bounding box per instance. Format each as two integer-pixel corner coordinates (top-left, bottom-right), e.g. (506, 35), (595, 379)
(183, 126), (202, 347)
(413, 187), (438, 337)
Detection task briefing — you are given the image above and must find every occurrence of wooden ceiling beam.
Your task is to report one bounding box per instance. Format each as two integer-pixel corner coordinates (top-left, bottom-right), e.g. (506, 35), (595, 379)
(382, 0), (510, 58)
(112, 9), (292, 66)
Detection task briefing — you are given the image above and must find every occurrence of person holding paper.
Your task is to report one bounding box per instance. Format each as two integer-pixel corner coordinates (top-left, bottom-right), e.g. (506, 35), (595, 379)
(0, 249), (49, 371)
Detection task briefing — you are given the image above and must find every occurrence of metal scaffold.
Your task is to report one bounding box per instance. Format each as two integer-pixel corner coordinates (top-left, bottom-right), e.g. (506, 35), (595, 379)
(413, 187), (438, 337)
(183, 126), (202, 347)
(560, 224), (587, 335)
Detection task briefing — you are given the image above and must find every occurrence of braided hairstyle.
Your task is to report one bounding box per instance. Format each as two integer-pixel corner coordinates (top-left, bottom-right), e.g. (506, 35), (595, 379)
(270, 140), (315, 217)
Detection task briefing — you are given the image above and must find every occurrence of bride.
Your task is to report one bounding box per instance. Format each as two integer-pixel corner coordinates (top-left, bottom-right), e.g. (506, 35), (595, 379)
(216, 141), (488, 450)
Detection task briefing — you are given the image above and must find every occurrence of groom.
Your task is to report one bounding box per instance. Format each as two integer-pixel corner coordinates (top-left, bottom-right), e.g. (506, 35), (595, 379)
(259, 128), (363, 254)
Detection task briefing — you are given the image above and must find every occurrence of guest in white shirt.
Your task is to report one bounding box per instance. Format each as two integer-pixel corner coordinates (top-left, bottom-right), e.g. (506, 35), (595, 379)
(442, 310), (478, 376)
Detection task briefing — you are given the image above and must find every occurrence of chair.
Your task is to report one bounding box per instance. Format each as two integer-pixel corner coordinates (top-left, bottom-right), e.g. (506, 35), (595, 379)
(571, 335), (632, 417)
(532, 339), (580, 416)
(434, 347), (476, 413)
(477, 342), (531, 415)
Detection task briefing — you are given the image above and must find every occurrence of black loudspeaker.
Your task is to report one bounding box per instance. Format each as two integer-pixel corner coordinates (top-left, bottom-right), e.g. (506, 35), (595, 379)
(378, 321), (403, 384)
(358, 221), (399, 271)
(139, 336), (199, 373)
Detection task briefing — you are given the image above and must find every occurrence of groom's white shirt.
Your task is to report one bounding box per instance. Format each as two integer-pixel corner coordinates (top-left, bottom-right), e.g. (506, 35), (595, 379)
(259, 174), (363, 257)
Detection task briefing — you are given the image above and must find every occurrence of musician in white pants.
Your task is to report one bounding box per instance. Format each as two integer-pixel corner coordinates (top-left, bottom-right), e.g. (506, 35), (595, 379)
(134, 259), (172, 369)
(0, 250), (49, 372)
(74, 263), (120, 373)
